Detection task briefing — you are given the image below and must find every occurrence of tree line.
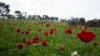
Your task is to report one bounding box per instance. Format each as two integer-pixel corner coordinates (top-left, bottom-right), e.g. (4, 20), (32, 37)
(66, 17), (100, 27)
(0, 2), (59, 22)
(0, 2), (100, 27)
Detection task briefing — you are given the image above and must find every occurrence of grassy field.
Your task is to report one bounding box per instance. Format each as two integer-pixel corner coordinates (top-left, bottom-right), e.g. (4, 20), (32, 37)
(0, 20), (100, 56)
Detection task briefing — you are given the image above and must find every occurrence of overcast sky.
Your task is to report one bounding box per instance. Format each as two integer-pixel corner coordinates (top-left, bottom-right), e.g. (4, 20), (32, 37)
(1, 0), (100, 20)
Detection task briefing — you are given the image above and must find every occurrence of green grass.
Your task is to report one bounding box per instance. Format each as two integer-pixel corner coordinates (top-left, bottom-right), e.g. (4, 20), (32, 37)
(0, 20), (100, 56)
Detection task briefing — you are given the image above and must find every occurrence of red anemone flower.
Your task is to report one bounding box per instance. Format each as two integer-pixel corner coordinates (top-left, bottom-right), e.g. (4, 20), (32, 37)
(44, 32), (49, 37)
(26, 41), (32, 45)
(50, 29), (54, 32)
(49, 28), (55, 35)
(24, 31), (29, 35)
(49, 31), (53, 35)
(42, 40), (47, 46)
(17, 44), (23, 49)
(64, 28), (72, 34)
(93, 42), (98, 46)
(32, 40), (38, 44)
(33, 35), (39, 41)
(32, 35), (39, 46)
(59, 44), (65, 52)
(77, 31), (96, 43)
(16, 29), (20, 33)
(32, 40), (38, 46)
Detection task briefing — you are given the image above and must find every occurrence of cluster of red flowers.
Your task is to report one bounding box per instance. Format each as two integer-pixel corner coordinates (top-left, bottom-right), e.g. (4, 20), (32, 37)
(17, 35), (48, 49)
(16, 28), (31, 36)
(16, 22), (98, 51)
(43, 28), (57, 37)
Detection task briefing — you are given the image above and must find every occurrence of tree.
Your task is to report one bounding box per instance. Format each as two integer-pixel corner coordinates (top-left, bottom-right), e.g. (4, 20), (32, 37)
(43, 15), (50, 21)
(14, 10), (22, 19)
(68, 17), (79, 26)
(55, 17), (58, 21)
(97, 19), (100, 27)
(22, 12), (27, 19)
(60, 19), (66, 22)
(32, 15), (37, 20)
(79, 17), (86, 25)
(86, 19), (97, 27)
(0, 2), (10, 19)
(50, 17), (58, 22)
(5, 4), (10, 15)
(37, 15), (42, 21)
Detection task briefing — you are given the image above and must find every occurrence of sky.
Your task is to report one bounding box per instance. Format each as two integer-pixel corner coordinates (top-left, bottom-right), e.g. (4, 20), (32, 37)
(1, 0), (100, 20)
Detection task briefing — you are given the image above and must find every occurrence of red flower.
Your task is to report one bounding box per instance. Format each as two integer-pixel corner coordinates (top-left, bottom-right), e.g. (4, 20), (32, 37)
(42, 40), (47, 46)
(33, 35), (39, 41)
(17, 44), (23, 49)
(50, 29), (54, 32)
(44, 32), (49, 37)
(93, 42), (98, 46)
(32, 35), (39, 46)
(49, 28), (55, 35)
(50, 31), (53, 35)
(22, 38), (26, 44)
(32, 40), (38, 46)
(24, 31), (29, 35)
(64, 28), (72, 34)
(16, 29), (20, 33)
(26, 41), (32, 45)
(59, 44), (65, 52)
(32, 40), (38, 44)
(77, 31), (96, 43)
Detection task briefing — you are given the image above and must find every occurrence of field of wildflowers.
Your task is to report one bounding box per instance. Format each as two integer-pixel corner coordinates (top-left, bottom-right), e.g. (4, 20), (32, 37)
(0, 20), (100, 56)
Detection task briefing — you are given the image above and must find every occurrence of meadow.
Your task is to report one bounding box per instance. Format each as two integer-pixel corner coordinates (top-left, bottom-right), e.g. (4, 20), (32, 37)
(0, 20), (100, 56)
